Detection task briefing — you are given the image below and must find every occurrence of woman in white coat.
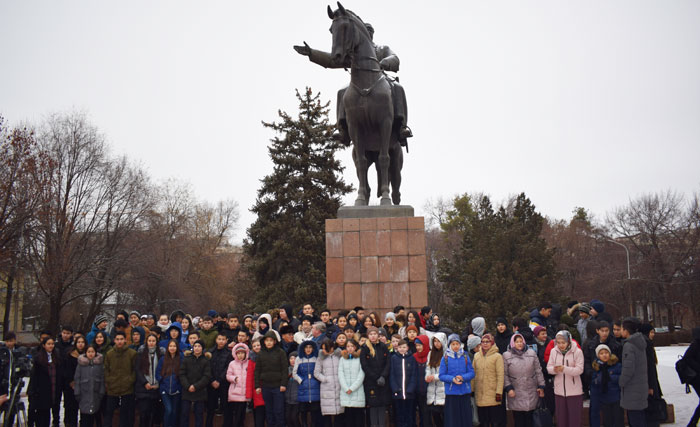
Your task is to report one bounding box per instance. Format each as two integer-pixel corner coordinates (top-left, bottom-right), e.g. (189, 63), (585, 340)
(315, 338), (344, 426)
(425, 332), (447, 427)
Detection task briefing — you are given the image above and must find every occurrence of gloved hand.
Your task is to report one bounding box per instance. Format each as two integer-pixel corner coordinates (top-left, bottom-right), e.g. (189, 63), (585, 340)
(495, 393), (502, 402)
(377, 376), (386, 387)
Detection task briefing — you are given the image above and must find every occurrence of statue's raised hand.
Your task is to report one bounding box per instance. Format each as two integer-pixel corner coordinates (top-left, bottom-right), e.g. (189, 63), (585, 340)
(293, 42), (311, 57)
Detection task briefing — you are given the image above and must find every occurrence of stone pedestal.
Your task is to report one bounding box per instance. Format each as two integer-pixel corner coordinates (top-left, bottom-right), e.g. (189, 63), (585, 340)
(325, 213), (428, 314)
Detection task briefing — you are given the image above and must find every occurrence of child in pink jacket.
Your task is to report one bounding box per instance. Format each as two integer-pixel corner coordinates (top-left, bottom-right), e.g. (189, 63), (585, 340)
(226, 343), (250, 427)
(547, 330), (584, 427)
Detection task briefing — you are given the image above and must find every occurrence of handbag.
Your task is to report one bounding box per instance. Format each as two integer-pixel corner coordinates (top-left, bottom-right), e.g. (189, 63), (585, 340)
(532, 397), (553, 427)
(645, 395), (668, 422)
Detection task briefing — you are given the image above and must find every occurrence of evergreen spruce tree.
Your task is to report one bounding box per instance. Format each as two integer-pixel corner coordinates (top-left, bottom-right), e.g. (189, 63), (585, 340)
(438, 193), (556, 324)
(243, 88), (352, 311)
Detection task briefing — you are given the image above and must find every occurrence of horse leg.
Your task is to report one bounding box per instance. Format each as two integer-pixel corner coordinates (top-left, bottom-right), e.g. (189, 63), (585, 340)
(378, 122), (392, 206)
(389, 144), (403, 205)
(352, 145), (370, 206)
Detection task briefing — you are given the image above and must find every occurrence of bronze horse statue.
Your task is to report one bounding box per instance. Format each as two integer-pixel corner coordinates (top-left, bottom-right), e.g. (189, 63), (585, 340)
(295, 3), (404, 206)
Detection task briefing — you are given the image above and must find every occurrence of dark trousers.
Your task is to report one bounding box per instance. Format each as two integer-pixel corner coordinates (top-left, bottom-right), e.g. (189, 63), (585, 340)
(690, 384), (700, 427)
(224, 401), (247, 427)
(415, 394), (428, 427)
(63, 385), (79, 427)
(477, 404), (506, 427)
(137, 397), (158, 427)
(393, 399), (415, 427)
(181, 400), (205, 427)
(344, 407), (364, 427)
(161, 393), (181, 427)
(427, 404), (444, 427)
(323, 413), (345, 427)
(262, 388), (285, 427)
(36, 409), (52, 427)
(253, 405), (266, 427)
(80, 413), (99, 427)
(103, 394), (135, 427)
(285, 403), (301, 427)
(444, 395), (471, 427)
(367, 406), (386, 427)
(298, 401), (323, 427)
(627, 409), (646, 427)
(512, 410), (533, 427)
(600, 401), (624, 427)
(206, 385), (228, 427)
(555, 395), (583, 427)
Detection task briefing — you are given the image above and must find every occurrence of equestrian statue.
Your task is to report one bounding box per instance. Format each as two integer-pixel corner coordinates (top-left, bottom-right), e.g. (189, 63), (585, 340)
(294, 2), (413, 206)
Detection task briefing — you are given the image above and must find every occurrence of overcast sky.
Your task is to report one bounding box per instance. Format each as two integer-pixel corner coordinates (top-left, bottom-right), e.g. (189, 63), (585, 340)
(2, 1), (699, 243)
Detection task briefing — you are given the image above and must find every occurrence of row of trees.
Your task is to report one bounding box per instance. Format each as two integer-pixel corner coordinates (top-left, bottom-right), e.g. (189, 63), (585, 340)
(0, 113), (239, 333)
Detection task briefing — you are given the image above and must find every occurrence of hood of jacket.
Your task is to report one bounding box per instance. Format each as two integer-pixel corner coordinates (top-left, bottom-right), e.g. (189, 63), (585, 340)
(445, 333), (465, 358)
(165, 322), (183, 341)
(257, 313), (273, 334)
(414, 335), (430, 363)
(78, 353), (104, 366)
(471, 317), (485, 336)
(132, 326), (146, 340)
(432, 332), (448, 350)
(299, 340), (319, 359)
(169, 309), (186, 323)
(232, 342), (250, 361)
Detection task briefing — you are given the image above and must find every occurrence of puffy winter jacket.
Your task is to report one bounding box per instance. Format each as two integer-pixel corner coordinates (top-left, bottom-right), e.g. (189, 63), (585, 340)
(180, 351), (212, 401)
(158, 323), (185, 352)
(285, 365), (299, 405)
(73, 354), (105, 415)
(254, 330), (289, 389)
(104, 345), (137, 397)
(293, 341), (321, 403)
(157, 353), (183, 396)
(338, 350), (365, 408)
(246, 359), (265, 407)
(315, 347), (344, 415)
(425, 332), (447, 406)
(226, 343), (250, 402)
(472, 345), (505, 407)
(439, 349), (475, 395)
(619, 332), (649, 411)
(547, 342), (584, 397)
(503, 344), (545, 411)
(360, 341), (392, 407)
(591, 355), (622, 404)
(198, 328), (219, 350)
(390, 351), (418, 400)
(209, 345), (233, 388)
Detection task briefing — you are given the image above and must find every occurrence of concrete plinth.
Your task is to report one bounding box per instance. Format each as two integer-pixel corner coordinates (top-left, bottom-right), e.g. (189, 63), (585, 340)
(326, 208), (428, 314)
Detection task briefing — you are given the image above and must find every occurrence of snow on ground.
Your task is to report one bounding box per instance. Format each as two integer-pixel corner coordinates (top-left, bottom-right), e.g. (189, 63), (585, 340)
(657, 345), (698, 426)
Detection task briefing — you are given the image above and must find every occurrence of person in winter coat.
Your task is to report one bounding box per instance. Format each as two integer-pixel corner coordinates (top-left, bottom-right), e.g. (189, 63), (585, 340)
(640, 323), (663, 427)
(590, 344), (623, 427)
(413, 335), (431, 427)
(198, 316), (219, 350)
(547, 330), (584, 427)
(315, 338), (344, 425)
(494, 318), (513, 355)
(179, 340), (212, 427)
(252, 313), (280, 343)
(156, 340), (184, 427)
(503, 333), (545, 427)
(246, 339), (267, 427)
(93, 331), (112, 356)
(285, 351), (301, 427)
(74, 346), (105, 427)
(533, 325), (555, 416)
(360, 326), (392, 427)
(390, 340), (418, 427)
(135, 333), (163, 427)
(226, 343), (250, 427)
(254, 330), (289, 427)
(86, 315), (109, 345)
(207, 333), (232, 427)
(159, 323), (185, 352)
(618, 318), (649, 427)
(28, 337), (63, 427)
(472, 333), (505, 427)
(439, 333), (475, 427)
(682, 327), (700, 426)
(63, 334), (87, 427)
(425, 333), (447, 427)
(584, 320), (622, 427)
(338, 339), (365, 426)
(103, 332), (137, 427)
(384, 312), (400, 337)
(293, 340), (322, 427)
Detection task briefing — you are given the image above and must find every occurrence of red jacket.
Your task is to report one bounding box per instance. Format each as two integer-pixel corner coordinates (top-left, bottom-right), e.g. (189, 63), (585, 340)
(246, 360), (265, 407)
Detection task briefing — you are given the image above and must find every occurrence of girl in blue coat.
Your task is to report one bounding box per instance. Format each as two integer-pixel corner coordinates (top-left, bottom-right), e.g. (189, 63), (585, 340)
(292, 340), (322, 427)
(590, 344), (623, 427)
(390, 339), (419, 427)
(439, 334), (475, 427)
(156, 340), (184, 427)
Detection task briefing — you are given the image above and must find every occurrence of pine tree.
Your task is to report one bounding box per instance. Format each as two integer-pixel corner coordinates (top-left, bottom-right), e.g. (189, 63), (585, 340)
(438, 193), (556, 324)
(243, 88), (352, 311)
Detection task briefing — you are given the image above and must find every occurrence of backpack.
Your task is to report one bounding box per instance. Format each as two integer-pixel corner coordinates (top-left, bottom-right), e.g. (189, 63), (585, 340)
(676, 354), (697, 385)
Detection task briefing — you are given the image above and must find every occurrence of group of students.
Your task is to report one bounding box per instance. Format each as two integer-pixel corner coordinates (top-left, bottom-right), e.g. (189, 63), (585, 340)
(3, 301), (700, 427)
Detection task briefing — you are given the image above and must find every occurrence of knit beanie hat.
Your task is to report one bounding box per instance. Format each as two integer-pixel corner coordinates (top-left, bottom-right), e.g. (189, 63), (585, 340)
(467, 336), (481, 352)
(496, 317), (508, 326)
(193, 339), (206, 349)
(367, 326), (380, 335)
(207, 310), (218, 318)
(590, 300), (605, 313)
(579, 303), (591, 315)
(533, 326), (547, 337)
(94, 314), (109, 326)
(385, 312), (396, 322)
(595, 344), (611, 357)
(406, 325), (419, 334)
(377, 328), (388, 338)
(129, 310), (141, 318)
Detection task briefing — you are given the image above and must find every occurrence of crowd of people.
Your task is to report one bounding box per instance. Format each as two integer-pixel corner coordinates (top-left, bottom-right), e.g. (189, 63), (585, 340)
(1, 300), (699, 427)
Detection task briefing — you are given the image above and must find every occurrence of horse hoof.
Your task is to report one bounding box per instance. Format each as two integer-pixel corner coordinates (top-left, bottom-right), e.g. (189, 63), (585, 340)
(355, 198), (368, 206)
(380, 197), (392, 206)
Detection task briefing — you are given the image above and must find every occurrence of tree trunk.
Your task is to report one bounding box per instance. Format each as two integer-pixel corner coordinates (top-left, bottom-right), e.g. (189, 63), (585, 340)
(2, 269), (16, 334)
(49, 294), (63, 335)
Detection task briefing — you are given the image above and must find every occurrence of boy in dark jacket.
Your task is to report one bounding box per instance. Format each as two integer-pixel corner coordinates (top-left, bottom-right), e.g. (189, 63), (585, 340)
(292, 341), (322, 427)
(198, 316), (219, 350)
(285, 351), (300, 427)
(206, 333), (232, 427)
(619, 318), (648, 427)
(103, 332), (137, 427)
(180, 340), (212, 427)
(591, 344), (624, 427)
(254, 330), (289, 427)
(390, 340), (418, 427)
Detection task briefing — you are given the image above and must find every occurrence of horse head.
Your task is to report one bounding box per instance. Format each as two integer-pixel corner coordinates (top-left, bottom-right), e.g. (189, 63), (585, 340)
(327, 2), (366, 67)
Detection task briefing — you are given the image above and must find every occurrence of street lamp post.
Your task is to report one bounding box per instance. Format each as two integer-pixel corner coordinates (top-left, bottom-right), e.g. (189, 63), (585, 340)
(606, 239), (632, 316)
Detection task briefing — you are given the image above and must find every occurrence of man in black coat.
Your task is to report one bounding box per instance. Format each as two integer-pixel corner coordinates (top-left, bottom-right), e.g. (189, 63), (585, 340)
(683, 327), (700, 426)
(206, 334), (232, 427)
